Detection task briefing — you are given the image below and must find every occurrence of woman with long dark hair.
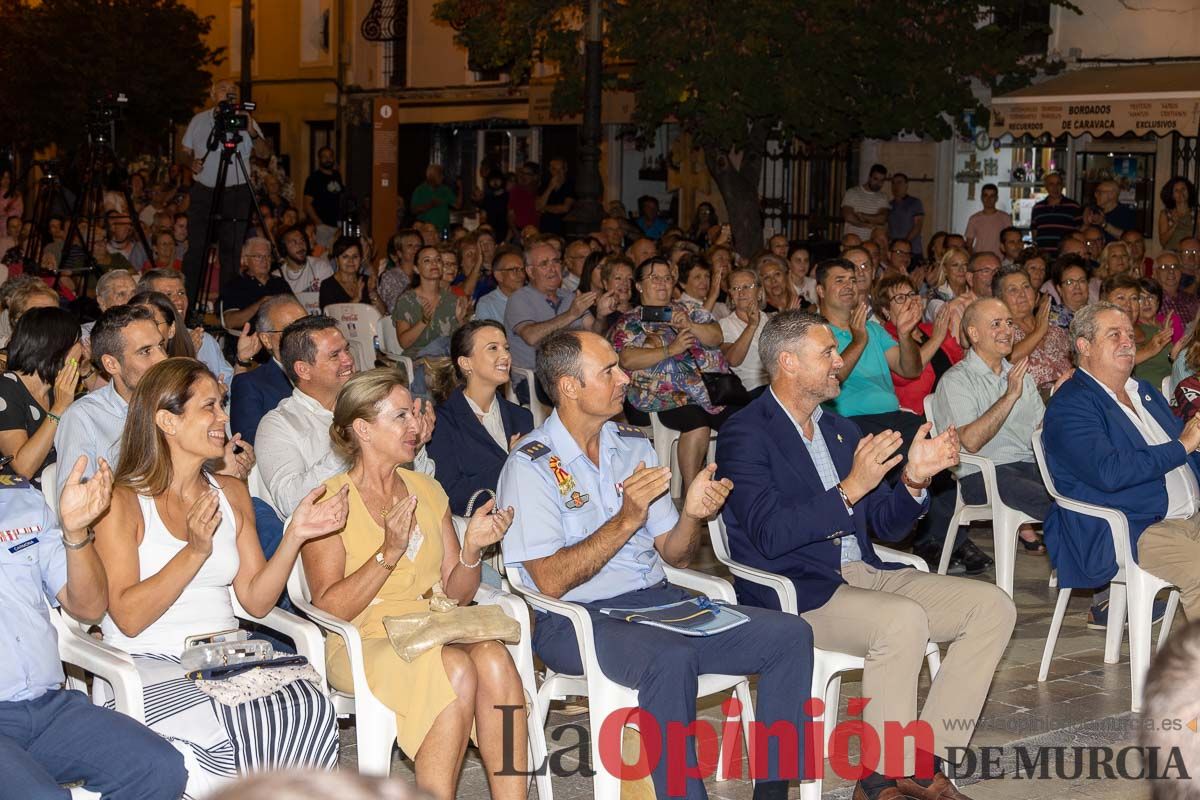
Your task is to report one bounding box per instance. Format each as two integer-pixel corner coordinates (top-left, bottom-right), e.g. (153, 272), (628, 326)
(426, 320), (533, 515)
(129, 289), (195, 358)
(1158, 176), (1197, 252)
(94, 358), (348, 796)
(0, 306), (81, 483)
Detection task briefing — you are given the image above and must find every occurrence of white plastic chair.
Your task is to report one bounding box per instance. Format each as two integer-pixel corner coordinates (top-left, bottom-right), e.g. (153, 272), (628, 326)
(40, 462), (58, 519)
(923, 395), (1040, 597)
(53, 585), (328, 725)
(506, 565), (756, 800)
(326, 302), (382, 373)
(706, 516), (940, 800)
(648, 412), (717, 500)
(376, 319), (416, 386)
(1162, 375), (1172, 401)
(1031, 431), (1180, 711)
(286, 558), (551, 797)
(515, 366), (550, 427)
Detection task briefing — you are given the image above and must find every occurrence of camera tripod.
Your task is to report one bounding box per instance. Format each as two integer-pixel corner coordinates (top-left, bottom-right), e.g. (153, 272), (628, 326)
(23, 128), (152, 301)
(186, 126), (275, 328)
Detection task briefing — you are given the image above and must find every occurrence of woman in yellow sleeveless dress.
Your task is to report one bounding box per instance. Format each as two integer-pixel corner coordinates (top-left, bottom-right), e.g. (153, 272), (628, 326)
(300, 368), (527, 800)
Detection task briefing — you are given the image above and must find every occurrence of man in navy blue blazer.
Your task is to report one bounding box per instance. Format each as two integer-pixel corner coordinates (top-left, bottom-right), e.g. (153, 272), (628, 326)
(717, 310), (1015, 800)
(229, 295), (306, 446)
(1043, 301), (1200, 623)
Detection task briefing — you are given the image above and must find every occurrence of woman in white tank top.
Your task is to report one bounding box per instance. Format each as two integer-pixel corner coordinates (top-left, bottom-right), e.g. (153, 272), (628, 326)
(94, 358), (350, 796)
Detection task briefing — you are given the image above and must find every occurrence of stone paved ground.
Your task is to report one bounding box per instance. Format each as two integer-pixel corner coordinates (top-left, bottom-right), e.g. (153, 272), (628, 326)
(338, 532), (1172, 798)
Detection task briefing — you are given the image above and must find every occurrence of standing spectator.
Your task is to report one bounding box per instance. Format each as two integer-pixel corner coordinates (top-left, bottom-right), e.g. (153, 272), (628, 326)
(278, 224), (333, 316)
(1030, 171), (1082, 256)
(0, 166), (23, 229)
(719, 267), (772, 397)
(181, 79), (271, 294)
(635, 194), (669, 240)
(507, 163), (540, 235)
(1086, 179), (1137, 243)
(411, 163), (458, 236)
(887, 172), (925, 256)
(1158, 177), (1197, 253)
(319, 236), (384, 314)
(0, 307), (81, 485)
(303, 146), (345, 249)
(840, 163), (891, 240)
(220, 237), (294, 330)
(964, 183), (1012, 257)
(477, 167), (510, 242)
(475, 245), (526, 323)
(535, 157), (575, 235)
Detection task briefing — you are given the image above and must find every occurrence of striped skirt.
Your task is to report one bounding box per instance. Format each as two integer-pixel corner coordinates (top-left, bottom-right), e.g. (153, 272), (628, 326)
(105, 653), (338, 798)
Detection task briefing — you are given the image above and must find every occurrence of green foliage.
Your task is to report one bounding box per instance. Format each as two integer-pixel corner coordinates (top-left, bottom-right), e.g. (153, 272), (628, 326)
(433, 0), (1074, 151)
(0, 0), (222, 152)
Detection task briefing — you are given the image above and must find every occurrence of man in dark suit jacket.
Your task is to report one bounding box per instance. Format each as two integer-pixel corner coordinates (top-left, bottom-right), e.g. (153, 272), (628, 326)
(1043, 301), (1200, 620)
(229, 295), (306, 446)
(717, 310), (1015, 800)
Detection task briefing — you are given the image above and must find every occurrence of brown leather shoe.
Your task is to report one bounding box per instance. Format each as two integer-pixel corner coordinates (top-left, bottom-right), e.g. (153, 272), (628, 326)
(895, 772), (974, 800)
(852, 782), (920, 800)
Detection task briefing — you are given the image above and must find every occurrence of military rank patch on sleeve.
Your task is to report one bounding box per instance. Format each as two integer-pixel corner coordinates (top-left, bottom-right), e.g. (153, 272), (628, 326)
(613, 423), (648, 439)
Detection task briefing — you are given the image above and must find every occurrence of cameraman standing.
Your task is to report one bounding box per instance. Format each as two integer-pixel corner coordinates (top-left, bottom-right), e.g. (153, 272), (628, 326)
(181, 78), (271, 307)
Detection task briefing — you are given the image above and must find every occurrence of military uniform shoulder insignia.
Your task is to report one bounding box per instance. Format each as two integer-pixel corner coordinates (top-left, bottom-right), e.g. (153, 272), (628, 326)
(0, 474), (30, 489)
(517, 440), (551, 460)
(613, 423), (648, 439)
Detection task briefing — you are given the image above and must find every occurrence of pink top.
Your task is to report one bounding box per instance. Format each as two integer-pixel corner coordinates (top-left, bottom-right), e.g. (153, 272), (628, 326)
(964, 210), (1012, 258)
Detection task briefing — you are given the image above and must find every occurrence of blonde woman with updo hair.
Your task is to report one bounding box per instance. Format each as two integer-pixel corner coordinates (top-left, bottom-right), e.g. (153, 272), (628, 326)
(301, 367), (527, 800)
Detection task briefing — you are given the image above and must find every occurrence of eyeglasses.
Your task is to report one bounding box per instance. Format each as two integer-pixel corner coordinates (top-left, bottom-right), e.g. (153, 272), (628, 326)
(493, 267), (523, 274)
(245, 254), (270, 261)
(645, 273), (673, 284)
(531, 258), (563, 270)
(1156, 264), (1180, 271)
(1061, 278), (1087, 287)
(889, 292), (919, 303)
(890, 249), (912, 256)
(969, 268), (997, 276)
(730, 283), (758, 292)
(1183, 249), (1200, 256)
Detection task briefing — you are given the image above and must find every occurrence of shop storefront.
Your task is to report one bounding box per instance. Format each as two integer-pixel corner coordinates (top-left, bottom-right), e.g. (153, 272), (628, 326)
(974, 62), (1200, 252)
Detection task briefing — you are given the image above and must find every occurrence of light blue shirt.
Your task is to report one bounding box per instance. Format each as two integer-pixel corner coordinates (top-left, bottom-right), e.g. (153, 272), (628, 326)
(182, 107), (261, 189)
(197, 332), (234, 386)
(0, 478), (69, 702)
(476, 287), (511, 324)
(771, 389), (862, 564)
(53, 381), (127, 501)
(498, 410), (678, 603)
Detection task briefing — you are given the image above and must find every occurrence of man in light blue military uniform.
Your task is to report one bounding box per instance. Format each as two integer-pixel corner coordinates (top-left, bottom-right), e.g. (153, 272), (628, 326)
(498, 330), (814, 800)
(0, 457), (187, 799)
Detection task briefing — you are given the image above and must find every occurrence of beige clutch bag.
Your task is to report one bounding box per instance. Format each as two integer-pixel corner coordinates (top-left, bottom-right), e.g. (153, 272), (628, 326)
(383, 583), (521, 662)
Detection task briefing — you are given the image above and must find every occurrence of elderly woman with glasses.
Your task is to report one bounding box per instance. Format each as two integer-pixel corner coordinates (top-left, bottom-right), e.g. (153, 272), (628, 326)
(718, 268), (773, 396)
(873, 273), (963, 414)
(996, 265), (1072, 396)
(609, 256), (737, 497)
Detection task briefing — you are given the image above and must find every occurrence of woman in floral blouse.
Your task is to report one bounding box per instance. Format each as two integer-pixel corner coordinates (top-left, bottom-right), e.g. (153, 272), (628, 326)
(608, 256), (737, 496)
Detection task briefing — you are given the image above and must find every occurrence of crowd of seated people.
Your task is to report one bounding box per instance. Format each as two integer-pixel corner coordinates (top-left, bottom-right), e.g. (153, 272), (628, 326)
(8, 151), (1200, 800)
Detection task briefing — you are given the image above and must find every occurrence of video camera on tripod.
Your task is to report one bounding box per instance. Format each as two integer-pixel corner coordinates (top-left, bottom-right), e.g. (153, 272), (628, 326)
(86, 92), (128, 145)
(208, 95), (257, 152)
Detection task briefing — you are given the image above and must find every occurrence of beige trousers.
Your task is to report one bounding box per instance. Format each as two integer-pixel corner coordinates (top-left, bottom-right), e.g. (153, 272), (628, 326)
(800, 561), (1016, 775)
(1136, 513), (1200, 622)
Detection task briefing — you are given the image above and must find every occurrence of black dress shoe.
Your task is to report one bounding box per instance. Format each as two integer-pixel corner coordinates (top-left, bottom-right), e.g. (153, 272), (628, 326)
(954, 540), (994, 576)
(913, 546), (966, 576)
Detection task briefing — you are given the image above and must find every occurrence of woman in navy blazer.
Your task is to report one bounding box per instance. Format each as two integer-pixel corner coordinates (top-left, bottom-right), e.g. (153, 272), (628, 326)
(427, 320), (534, 515)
